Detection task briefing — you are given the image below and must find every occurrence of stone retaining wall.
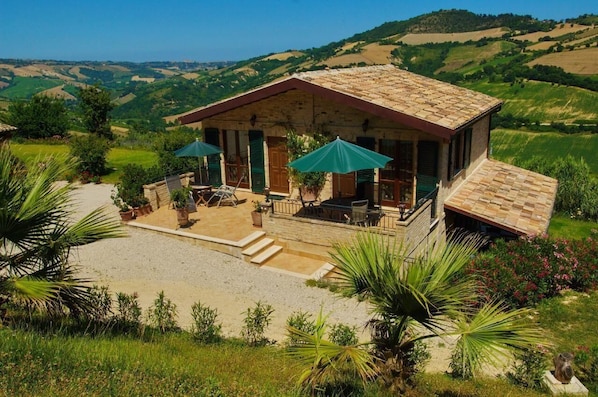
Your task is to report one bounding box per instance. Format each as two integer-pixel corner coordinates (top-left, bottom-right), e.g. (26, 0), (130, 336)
(143, 172), (194, 210)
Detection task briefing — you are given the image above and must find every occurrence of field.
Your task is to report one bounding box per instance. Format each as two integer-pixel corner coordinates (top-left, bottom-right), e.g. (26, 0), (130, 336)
(490, 129), (598, 174)
(398, 27), (505, 45)
(0, 76), (63, 100)
(463, 81), (598, 123)
(527, 47), (598, 75)
(513, 24), (592, 43)
(9, 143), (158, 184)
(438, 41), (515, 72)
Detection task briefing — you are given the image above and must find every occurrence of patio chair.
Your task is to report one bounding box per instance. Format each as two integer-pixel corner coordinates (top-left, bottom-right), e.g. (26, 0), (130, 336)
(345, 199), (369, 226)
(207, 175), (244, 208)
(165, 175), (197, 213)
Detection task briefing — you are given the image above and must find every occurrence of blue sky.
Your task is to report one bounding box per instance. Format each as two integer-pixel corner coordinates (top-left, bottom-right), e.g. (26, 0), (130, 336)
(1, 1), (596, 62)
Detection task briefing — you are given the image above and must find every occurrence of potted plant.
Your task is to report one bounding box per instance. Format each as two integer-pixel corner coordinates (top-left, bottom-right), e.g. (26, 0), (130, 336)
(251, 200), (263, 227)
(286, 129), (328, 201)
(170, 187), (191, 227)
(111, 187), (134, 221)
(132, 195), (152, 217)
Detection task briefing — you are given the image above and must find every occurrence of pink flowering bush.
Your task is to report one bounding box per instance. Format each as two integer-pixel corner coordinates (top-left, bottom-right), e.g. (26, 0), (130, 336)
(466, 231), (598, 308)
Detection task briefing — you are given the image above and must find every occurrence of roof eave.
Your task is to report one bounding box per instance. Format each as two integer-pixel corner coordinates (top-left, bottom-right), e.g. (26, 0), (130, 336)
(178, 77), (298, 124)
(178, 76), (502, 140)
(444, 202), (528, 236)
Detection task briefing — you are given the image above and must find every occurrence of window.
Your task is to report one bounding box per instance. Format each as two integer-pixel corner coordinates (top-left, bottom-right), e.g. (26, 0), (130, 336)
(448, 128), (472, 180)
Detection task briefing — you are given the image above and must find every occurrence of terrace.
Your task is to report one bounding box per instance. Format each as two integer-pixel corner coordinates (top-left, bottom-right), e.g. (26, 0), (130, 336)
(131, 172), (442, 279)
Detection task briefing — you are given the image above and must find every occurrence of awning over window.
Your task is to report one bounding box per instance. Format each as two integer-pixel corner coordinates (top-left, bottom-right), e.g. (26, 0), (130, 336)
(444, 159), (558, 236)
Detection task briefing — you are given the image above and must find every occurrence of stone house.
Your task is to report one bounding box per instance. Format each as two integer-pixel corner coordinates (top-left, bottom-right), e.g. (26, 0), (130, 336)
(178, 65), (557, 253)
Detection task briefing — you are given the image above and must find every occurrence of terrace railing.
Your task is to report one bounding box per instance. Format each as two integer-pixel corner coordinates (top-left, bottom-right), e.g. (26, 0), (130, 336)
(271, 198), (400, 231)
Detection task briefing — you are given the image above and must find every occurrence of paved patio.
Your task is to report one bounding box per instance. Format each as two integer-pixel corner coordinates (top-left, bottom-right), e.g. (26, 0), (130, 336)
(130, 190), (334, 279)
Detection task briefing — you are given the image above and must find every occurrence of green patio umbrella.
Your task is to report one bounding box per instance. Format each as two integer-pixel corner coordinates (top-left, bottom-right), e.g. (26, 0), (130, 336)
(287, 136), (392, 198)
(174, 138), (222, 184)
(287, 136), (392, 173)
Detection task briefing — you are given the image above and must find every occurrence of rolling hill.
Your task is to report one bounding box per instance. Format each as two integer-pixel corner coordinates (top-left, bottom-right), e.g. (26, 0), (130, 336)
(0, 9), (596, 130)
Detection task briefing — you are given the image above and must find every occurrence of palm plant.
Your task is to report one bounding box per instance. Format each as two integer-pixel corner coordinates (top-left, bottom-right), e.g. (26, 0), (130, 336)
(306, 232), (545, 393)
(287, 309), (378, 396)
(0, 147), (126, 319)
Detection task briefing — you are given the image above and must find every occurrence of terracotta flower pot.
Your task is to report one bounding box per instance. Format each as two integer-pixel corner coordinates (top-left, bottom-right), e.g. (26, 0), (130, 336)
(134, 204), (152, 218)
(251, 211), (262, 227)
(119, 209), (134, 222)
(176, 207), (189, 227)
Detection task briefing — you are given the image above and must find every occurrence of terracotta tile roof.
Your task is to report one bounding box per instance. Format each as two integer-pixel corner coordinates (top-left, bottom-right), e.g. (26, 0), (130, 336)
(178, 65), (502, 138)
(293, 65), (503, 131)
(444, 159), (558, 236)
(0, 122), (17, 133)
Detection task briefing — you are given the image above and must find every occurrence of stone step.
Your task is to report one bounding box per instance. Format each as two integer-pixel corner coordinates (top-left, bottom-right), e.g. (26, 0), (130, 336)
(241, 238), (274, 257)
(309, 262), (335, 280)
(250, 245), (283, 265)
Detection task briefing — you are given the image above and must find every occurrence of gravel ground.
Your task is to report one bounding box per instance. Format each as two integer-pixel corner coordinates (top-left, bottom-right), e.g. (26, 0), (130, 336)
(69, 183), (371, 342)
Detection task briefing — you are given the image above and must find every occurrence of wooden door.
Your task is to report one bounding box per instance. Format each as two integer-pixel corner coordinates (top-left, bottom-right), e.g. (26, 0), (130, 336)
(267, 136), (289, 194)
(333, 173), (356, 198)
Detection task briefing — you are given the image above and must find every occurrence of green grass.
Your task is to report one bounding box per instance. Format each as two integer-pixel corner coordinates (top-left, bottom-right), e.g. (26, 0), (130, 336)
(490, 129), (598, 175)
(10, 143), (158, 184)
(105, 147), (159, 183)
(548, 214), (598, 239)
(463, 81), (598, 123)
(0, 76), (63, 100)
(442, 41), (516, 73)
(0, 331), (300, 396)
(536, 291), (598, 395)
(0, 325), (556, 397)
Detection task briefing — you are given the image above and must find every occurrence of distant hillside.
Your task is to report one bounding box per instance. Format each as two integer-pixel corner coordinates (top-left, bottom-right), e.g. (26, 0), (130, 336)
(0, 9), (596, 130)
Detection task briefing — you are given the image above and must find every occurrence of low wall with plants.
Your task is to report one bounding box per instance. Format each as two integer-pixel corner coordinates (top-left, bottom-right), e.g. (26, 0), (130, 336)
(143, 172), (194, 210)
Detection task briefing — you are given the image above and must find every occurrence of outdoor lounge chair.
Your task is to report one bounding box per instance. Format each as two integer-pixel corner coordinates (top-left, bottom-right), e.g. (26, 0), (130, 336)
(345, 199), (369, 226)
(207, 175), (244, 208)
(165, 175), (197, 213)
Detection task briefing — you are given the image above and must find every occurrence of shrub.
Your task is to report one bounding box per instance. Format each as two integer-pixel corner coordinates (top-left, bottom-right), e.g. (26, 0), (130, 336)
(69, 134), (111, 176)
(407, 340), (431, 375)
(328, 323), (358, 346)
(152, 128), (196, 175)
(467, 232), (598, 308)
(147, 290), (178, 333)
(190, 301), (222, 344)
(449, 339), (473, 379)
(286, 310), (315, 346)
(506, 346), (549, 389)
(518, 156), (598, 222)
(114, 292), (142, 331)
(575, 344), (598, 385)
(241, 301), (274, 346)
(87, 285), (113, 323)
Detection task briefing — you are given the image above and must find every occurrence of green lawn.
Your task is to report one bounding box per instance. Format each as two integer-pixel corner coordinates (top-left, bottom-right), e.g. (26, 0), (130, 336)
(490, 129), (598, 176)
(10, 143), (158, 184)
(548, 214), (598, 239)
(536, 291), (598, 395)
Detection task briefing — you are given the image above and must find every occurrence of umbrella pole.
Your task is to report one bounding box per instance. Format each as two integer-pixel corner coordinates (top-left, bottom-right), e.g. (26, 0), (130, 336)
(198, 157), (203, 185)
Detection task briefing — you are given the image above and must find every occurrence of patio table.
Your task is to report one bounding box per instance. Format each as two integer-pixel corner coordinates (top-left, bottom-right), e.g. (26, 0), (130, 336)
(320, 198), (384, 225)
(190, 185), (212, 206)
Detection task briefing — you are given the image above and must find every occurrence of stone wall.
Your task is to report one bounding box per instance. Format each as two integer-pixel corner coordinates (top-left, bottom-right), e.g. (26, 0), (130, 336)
(143, 172), (194, 210)
(263, 199), (441, 256)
